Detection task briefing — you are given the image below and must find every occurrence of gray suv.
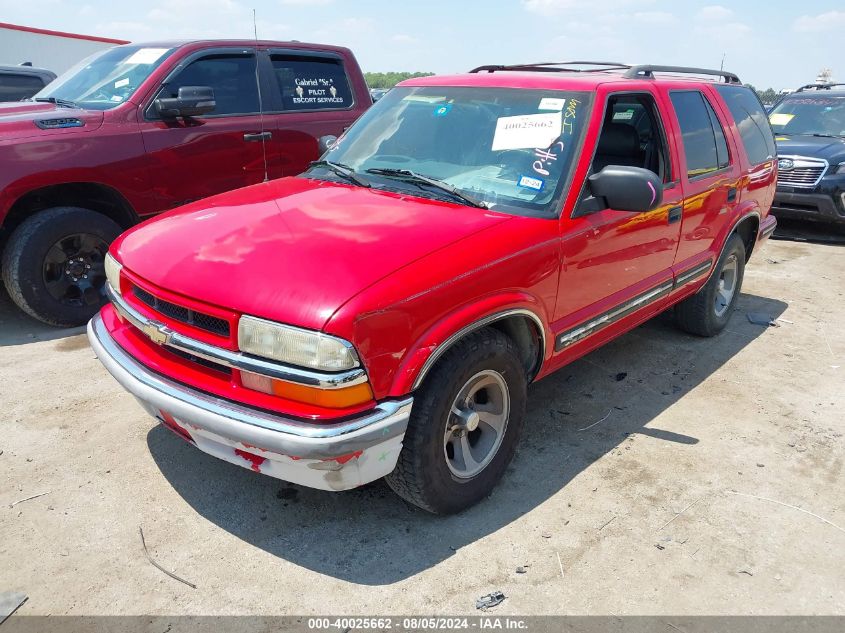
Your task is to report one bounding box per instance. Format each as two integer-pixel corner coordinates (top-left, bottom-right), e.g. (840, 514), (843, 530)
(0, 64), (56, 102)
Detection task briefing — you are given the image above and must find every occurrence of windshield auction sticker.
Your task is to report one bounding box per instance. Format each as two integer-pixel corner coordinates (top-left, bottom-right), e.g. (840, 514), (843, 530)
(769, 113), (794, 126)
(123, 48), (169, 65)
(538, 97), (566, 111)
(492, 113), (563, 151)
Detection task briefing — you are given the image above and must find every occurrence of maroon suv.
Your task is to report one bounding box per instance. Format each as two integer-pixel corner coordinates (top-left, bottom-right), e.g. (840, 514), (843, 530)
(0, 40), (370, 326)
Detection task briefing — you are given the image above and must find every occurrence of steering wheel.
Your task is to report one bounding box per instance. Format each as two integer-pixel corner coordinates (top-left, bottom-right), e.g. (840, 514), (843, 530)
(493, 149), (532, 174)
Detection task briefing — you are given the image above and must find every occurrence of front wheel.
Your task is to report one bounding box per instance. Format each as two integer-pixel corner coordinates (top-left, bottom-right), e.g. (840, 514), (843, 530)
(385, 327), (527, 514)
(675, 233), (746, 337)
(1, 207), (122, 327)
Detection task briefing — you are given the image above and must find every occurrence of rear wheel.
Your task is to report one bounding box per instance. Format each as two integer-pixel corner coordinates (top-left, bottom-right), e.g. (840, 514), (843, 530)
(386, 327), (527, 514)
(675, 233), (746, 337)
(2, 207), (122, 327)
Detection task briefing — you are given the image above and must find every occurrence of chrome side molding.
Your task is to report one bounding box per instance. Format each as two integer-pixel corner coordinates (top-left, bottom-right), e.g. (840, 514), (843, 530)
(554, 281), (674, 351)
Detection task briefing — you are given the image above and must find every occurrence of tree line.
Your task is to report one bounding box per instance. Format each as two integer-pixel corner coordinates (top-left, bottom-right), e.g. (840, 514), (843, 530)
(364, 72), (434, 89)
(746, 85), (780, 105)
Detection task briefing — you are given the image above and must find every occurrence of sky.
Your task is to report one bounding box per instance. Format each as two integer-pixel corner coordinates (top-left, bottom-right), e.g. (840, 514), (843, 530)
(0, 0), (841, 90)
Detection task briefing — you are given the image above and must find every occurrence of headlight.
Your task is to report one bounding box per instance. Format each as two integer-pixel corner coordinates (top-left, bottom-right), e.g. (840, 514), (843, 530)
(835, 162), (845, 174)
(104, 253), (123, 296)
(238, 315), (359, 371)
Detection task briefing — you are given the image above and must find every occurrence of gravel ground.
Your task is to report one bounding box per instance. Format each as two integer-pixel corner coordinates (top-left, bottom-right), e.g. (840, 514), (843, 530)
(0, 237), (843, 616)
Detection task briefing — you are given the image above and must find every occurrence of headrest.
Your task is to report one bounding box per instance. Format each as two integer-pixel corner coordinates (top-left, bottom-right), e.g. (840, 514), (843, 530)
(597, 122), (640, 155)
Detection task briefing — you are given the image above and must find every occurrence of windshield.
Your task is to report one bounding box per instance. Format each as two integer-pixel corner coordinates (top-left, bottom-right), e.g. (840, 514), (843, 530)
(769, 95), (845, 137)
(315, 86), (591, 216)
(33, 45), (177, 111)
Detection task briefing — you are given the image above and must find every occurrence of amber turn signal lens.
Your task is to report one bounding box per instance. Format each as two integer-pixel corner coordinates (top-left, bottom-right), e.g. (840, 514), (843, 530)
(240, 371), (373, 408)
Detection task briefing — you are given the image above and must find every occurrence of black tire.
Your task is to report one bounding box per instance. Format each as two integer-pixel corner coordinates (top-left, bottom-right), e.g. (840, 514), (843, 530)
(1, 207), (122, 327)
(675, 233), (746, 337)
(385, 327), (527, 514)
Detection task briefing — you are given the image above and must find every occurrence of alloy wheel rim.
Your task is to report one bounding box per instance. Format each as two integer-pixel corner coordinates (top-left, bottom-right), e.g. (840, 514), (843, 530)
(443, 369), (510, 479)
(714, 254), (738, 318)
(42, 233), (109, 307)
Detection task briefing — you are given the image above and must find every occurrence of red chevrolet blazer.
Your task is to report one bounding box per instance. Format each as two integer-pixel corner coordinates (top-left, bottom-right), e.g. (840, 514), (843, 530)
(89, 63), (778, 514)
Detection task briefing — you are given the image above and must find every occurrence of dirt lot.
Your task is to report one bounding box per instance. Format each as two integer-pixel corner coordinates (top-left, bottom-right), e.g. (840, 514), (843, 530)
(1, 237), (843, 616)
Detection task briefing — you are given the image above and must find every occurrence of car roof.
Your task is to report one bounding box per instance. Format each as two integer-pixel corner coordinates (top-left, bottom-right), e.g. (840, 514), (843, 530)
(399, 62), (742, 91)
(400, 70), (740, 91)
(782, 89), (845, 99)
(114, 39), (355, 56)
(0, 64), (56, 80)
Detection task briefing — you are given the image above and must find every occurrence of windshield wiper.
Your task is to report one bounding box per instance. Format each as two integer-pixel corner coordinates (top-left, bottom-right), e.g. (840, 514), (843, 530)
(33, 96), (79, 109)
(365, 168), (487, 209)
(309, 160), (371, 188)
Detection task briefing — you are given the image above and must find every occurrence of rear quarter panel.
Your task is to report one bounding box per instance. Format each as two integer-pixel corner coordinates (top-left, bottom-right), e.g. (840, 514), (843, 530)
(707, 85), (777, 229)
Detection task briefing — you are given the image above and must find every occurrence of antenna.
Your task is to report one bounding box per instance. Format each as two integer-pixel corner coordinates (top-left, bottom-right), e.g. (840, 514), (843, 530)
(253, 8), (269, 183)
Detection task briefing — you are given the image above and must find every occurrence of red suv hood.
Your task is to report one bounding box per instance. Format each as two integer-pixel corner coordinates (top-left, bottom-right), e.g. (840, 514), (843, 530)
(0, 102), (104, 141)
(114, 177), (512, 330)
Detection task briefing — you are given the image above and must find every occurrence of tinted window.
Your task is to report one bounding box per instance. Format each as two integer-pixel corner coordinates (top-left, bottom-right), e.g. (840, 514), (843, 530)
(670, 90), (730, 178)
(706, 100), (730, 169)
(270, 54), (353, 111)
(160, 54), (259, 116)
(0, 73), (46, 102)
(716, 85), (776, 164)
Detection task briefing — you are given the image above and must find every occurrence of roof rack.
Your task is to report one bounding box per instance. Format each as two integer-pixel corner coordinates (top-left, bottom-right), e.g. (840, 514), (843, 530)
(470, 61), (631, 74)
(623, 65), (740, 84)
(469, 61), (741, 84)
(795, 82), (845, 92)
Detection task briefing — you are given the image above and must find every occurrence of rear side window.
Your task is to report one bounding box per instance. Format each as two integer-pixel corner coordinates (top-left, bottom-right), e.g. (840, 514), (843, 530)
(270, 54), (353, 111)
(716, 85), (776, 165)
(670, 90), (730, 178)
(0, 73), (46, 101)
(160, 53), (259, 116)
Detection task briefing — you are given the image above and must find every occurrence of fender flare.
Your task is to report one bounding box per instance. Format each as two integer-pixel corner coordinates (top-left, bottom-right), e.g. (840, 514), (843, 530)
(1, 176), (141, 228)
(388, 295), (550, 396)
(699, 208), (761, 288)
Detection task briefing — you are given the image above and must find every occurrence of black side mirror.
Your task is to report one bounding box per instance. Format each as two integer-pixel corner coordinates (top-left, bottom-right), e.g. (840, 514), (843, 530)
(588, 165), (664, 212)
(317, 134), (338, 155)
(156, 86), (216, 118)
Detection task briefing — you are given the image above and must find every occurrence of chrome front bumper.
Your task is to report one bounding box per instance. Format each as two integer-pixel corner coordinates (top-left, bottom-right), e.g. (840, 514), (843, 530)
(87, 313), (412, 490)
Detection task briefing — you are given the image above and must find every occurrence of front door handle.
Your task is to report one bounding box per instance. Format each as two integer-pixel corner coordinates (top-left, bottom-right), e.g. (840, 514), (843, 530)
(668, 206), (683, 224)
(243, 131), (272, 142)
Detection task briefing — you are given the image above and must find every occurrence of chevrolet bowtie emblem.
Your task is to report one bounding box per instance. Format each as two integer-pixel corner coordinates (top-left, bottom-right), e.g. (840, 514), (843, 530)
(142, 321), (170, 346)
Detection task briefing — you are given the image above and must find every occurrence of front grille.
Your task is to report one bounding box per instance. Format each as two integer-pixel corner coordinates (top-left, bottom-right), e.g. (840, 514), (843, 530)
(778, 156), (827, 189)
(133, 285), (230, 337)
(779, 166), (825, 188)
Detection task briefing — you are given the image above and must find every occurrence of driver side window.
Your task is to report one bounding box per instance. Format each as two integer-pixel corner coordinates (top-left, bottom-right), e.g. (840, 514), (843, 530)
(157, 53), (260, 117)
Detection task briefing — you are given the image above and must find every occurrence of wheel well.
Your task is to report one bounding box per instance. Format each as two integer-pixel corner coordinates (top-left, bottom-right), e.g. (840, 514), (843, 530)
(2, 183), (139, 238)
(733, 215), (760, 262)
(411, 311), (546, 392)
(488, 316), (543, 379)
